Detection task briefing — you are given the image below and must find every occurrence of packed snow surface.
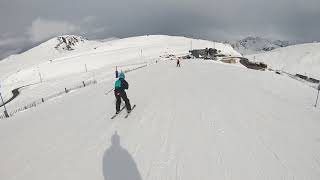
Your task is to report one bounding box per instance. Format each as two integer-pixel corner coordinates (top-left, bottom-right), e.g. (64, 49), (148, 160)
(0, 59), (319, 180)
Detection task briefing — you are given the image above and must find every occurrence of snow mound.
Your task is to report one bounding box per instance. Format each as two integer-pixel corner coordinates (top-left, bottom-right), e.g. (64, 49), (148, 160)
(246, 43), (320, 79)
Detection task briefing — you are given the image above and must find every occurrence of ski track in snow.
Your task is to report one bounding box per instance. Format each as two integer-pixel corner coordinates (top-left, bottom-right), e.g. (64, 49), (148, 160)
(0, 60), (320, 180)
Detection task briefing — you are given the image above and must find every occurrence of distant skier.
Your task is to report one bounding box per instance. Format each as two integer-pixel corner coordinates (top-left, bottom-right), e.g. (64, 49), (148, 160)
(115, 66), (119, 78)
(176, 58), (181, 67)
(114, 72), (132, 114)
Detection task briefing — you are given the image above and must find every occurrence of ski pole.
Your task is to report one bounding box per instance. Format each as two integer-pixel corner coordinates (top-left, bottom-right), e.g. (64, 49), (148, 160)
(105, 88), (114, 95)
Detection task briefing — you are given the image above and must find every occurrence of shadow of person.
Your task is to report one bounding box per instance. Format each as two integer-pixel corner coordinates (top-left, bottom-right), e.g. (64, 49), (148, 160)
(103, 131), (142, 180)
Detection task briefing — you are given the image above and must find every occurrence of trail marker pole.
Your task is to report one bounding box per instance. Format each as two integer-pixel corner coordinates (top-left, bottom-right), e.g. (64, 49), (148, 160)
(38, 72), (43, 83)
(140, 49), (143, 61)
(37, 67), (43, 83)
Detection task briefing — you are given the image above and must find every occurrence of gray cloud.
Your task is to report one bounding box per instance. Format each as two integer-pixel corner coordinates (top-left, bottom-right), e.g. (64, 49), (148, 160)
(27, 18), (79, 42)
(1, 0), (320, 59)
(0, 34), (29, 60)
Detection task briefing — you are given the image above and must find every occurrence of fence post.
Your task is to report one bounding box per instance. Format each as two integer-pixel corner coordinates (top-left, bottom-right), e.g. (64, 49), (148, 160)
(315, 85), (320, 107)
(4, 110), (9, 118)
(0, 91), (9, 118)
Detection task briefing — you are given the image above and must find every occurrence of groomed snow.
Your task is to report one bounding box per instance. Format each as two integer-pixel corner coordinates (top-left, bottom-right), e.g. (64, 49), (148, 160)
(0, 60), (319, 180)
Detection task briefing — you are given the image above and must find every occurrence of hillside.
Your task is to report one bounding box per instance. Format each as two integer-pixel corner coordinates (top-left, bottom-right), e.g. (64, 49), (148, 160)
(246, 43), (320, 79)
(0, 35), (102, 78)
(0, 35), (240, 81)
(0, 35), (240, 108)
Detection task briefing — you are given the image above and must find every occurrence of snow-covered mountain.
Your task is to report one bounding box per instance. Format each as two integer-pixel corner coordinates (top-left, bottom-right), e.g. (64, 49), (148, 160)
(246, 42), (320, 79)
(228, 37), (294, 55)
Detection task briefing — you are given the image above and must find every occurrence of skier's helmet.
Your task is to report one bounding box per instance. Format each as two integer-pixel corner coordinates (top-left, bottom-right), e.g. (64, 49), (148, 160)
(119, 72), (125, 79)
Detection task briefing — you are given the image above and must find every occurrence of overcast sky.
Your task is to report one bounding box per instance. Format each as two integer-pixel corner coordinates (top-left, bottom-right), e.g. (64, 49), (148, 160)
(1, 0), (320, 59)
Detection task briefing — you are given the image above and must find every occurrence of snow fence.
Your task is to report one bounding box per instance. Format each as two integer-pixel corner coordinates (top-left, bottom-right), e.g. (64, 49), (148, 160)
(0, 62), (149, 120)
(0, 80), (97, 120)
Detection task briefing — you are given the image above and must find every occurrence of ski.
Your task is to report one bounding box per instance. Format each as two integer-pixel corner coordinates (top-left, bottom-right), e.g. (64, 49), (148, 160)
(124, 104), (136, 118)
(110, 105), (126, 119)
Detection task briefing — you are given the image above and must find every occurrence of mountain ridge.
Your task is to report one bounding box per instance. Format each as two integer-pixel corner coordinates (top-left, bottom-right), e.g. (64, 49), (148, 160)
(226, 36), (299, 55)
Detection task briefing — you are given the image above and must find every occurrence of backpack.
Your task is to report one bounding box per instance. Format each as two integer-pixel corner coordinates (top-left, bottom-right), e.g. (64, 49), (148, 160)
(115, 79), (122, 89)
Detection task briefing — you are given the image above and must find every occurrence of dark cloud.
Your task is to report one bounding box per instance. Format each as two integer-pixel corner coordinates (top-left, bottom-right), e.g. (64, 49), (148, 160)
(1, 0), (320, 59)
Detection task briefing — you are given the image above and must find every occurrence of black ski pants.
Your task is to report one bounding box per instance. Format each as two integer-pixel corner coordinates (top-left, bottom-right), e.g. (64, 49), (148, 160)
(115, 90), (132, 112)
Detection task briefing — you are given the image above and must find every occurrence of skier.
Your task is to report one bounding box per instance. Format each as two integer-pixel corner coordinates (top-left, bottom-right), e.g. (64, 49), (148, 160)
(176, 58), (181, 67)
(115, 66), (119, 78)
(114, 72), (132, 114)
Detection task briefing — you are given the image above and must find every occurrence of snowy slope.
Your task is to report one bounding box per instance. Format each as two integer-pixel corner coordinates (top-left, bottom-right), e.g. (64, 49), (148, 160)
(0, 35), (102, 78)
(228, 37), (293, 55)
(246, 43), (320, 79)
(0, 35), (240, 108)
(0, 60), (319, 180)
(0, 35), (239, 85)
